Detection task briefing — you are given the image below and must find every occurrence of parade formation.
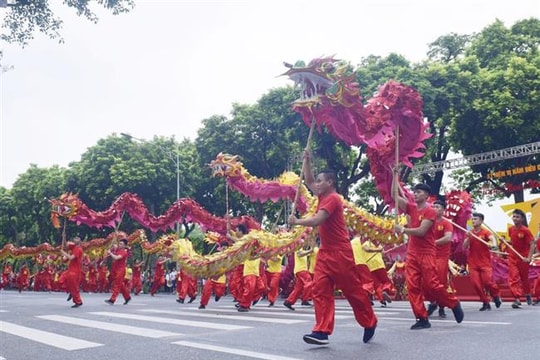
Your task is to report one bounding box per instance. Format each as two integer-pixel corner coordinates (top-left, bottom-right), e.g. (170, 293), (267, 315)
(1, 57), (539, 348)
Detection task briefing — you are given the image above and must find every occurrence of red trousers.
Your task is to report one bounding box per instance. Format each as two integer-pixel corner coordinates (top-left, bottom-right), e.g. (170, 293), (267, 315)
(406, 254), (458, 319)
(64, 270), (82, 305)
(266, 271), (281, 304)
(356, 264), (375, 294)
(371, 268), (394, 301)
(131, 275), (143, 295)
(312, 249), (377, 334)
(508, 257), (531, 298)
(200, 280), (226, 307)
(468, 264), (499, 303)
(109, 270), (130, 302)
(229, 266), (244, 301)
(286, 270), (313, 304)
(238, 275), (265, 308)
(424, 257), (450, 302)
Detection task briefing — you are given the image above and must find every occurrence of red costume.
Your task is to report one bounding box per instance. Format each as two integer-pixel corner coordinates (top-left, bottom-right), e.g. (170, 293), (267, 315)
(131, 262), (143, 295)
(507, 225), (534, 299)
(64, 243), (83, 306)
(466, 228), (500, 304)
(310, 193), (377, 334)
(404, 203), (459, 319)
(107, 246), (131, 304)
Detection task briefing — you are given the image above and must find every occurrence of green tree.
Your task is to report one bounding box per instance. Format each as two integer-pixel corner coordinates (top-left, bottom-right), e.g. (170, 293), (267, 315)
(1, 0), (135, 47)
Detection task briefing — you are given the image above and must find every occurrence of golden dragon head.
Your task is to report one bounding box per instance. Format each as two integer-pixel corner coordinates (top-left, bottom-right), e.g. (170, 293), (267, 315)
(49, 192), (81, 228)
(209, 152), (244, 178)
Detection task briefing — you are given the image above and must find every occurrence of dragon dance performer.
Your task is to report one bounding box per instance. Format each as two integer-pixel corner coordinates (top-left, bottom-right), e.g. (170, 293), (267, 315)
(131, 259), (144, 295)
(288, 150), (377, 346)
(507, 209), (536, 308)
(105, 239), (132, 305)
(60, 236), (83, 308)
(283, 246), (313, 310)
(392, 174), (464, 330)
(363, 239), (394, 307)
(463, 213), (502, 311)
(265, 254), (283, 307)
(425, 200), (454, 318)
(150, 255), (167, 296)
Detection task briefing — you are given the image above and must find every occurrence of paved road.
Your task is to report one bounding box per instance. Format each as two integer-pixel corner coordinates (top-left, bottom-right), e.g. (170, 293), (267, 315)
(0, 290), (538, 360)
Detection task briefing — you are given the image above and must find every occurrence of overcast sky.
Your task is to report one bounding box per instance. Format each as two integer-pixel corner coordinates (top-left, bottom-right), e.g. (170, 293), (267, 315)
(1, 0), (538, 230)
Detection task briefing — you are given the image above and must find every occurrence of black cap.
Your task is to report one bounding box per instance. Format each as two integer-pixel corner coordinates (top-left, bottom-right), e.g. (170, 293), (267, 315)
(413, 183), (432, 194)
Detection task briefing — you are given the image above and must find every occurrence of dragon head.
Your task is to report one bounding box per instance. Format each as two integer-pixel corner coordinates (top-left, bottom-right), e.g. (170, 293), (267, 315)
(49, 193), (81, 228)
(282, 57), (359, 109)
(209, 153), (244, 178)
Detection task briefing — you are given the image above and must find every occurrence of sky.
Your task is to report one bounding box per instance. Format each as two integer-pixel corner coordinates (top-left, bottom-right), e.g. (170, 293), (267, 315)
(1, 0), (539, 231)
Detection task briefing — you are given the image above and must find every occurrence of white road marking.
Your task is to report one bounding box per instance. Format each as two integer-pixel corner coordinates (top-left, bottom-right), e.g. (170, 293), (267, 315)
(0, 320), (102, 350)
(38, 315), (183, 338)
(173, 340), (303, 360)
(90, 311), (251, 330)
(378, 317), (511, 325)
(140, 309), (307, 324)
(212, 307), (352, 319)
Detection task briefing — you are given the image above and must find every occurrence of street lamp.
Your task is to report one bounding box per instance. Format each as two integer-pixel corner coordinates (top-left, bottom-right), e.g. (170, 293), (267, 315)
(121, 133), (181, 235)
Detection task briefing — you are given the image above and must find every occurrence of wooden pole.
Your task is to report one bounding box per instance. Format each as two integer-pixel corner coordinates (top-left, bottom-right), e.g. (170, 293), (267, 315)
(481, 222), (527, 261)
(291, 119), (317, 216)
(394, 125), (400, 224)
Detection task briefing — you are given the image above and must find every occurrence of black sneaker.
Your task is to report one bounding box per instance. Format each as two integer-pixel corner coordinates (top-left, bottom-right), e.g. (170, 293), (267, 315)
(188, 296), (197, 303)
(380, 300), (387, 308)
(479, 303), (491, 311)
(301, 301), (313, 306)
(268, 302), (274, 307)
(237, 306), (249, 312)
(438, 308), (446, 318)
(252, 299), (259, 306)
(451, 301), (464, 323)
(215, 296), (221, 302)
(511, 299), (522, 309)
(283, 301), (295, 311)
(526, 294), (532, 306)
(382, 291), (393, 303)
(123, 297), (131, 305)
(363, 325), (376, 343)
(198, 305), (205, 309)
(493, 296), (502, 308)
(410, 318), (431, 330)
(303, 332), (329, 345)
(427, 302), (438, 316)
(533, 299), (540, 306)
(66, 294), (72, 302)
(104, 299), (114, 305)
(71, 303), (83, 308)
(176, 298), (184, 304)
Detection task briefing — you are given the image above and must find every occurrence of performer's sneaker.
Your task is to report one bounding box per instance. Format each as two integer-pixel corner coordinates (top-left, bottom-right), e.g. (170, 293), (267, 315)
(526, 294), (532, 306)
(123, 297), (131, 305)
(71, 303), (82, 308)
(66, 294), (72, 302)
(237, 306), (249, 312)
(301, 301), (313, 306)
(363, 325), (376, 343)
(104, 299), (114, 305)
(188, 296), (197, 303)
(176, 298), (184, 304)
(479, 303), (491, 311)
(511, 299), (522, 309)
(303, 332), (329, 345)
(410, 318), (431, 330)
(198, 305), (205, 309)
(533, 299), (539, 306)
(493, 296), (502, 308)
(268, 302), (274, 307)
(252, 299), (260, 306)
(382, 291), (393, 303)
(283, 301), (295, 311)
(214, 296), (221, 302)
(451, 301), (464, 323)
(380, 300), (387, 308)
(427, 302), (438, 316)
(438, 308), (447, 318)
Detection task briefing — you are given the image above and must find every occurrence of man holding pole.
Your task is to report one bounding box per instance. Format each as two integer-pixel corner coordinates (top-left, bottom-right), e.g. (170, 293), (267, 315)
(60, 236), (83, 308)
(392, 174), (464, 329)
(288, 150), (377, 345)
(463, 212), (502, 311)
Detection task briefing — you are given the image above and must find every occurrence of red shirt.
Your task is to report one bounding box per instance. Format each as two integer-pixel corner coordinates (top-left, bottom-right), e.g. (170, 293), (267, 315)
(433, 218), (453, 259)
(467, 228), (492, 267)
(405, 203), (437, 257)
(111, 248), (128, 274)
(317, 192), (350, 251)
(68, 245), (83, 273)
(508, 225), (534, 259)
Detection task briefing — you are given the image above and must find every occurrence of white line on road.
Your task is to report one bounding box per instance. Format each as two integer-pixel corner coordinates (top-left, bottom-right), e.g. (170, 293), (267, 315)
(0, 320), (103, 350)
(173, 340), (304, 360)
(38, 315), (183, 338)
(90, 311), (252, 330)
(212, 307), (352, 319)
(378, 317), (512, 325)
(140, 309), (307, 324)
